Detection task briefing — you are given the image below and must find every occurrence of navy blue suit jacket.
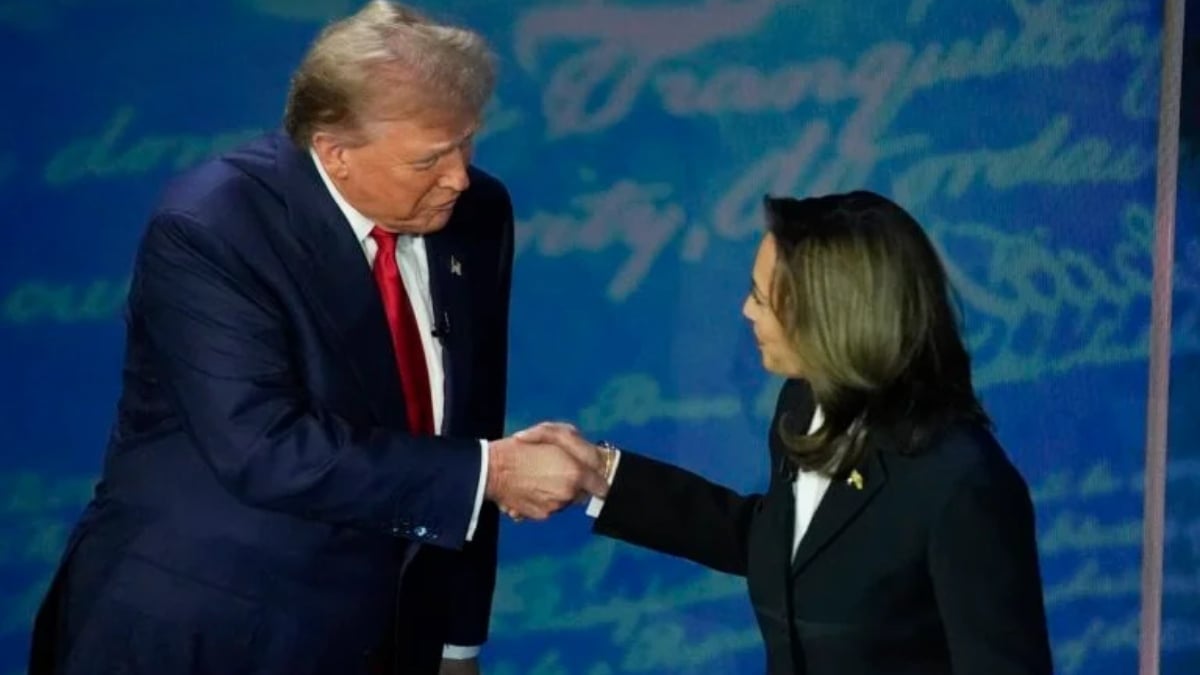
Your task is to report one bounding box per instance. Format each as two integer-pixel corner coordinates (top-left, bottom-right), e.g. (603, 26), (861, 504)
(29, 132), (514, 675)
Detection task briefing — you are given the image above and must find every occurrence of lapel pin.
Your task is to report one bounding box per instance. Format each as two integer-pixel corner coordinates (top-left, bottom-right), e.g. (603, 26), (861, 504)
(450, 256), (462, 276)
(847, 470), (864, 491)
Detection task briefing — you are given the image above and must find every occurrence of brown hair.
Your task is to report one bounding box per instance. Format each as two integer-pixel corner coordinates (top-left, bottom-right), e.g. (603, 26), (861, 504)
(765, 191), (990, 476)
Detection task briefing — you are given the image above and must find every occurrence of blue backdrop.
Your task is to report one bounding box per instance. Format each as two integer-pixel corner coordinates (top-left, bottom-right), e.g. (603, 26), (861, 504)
(1, 1), (1197, 674)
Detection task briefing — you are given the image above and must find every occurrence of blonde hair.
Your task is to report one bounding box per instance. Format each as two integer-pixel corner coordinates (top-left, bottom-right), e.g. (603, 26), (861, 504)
(283, 0), (496, 147)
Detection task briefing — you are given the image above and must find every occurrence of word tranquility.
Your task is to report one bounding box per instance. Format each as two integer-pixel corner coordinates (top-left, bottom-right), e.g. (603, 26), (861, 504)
(516, 0), (1158, 136)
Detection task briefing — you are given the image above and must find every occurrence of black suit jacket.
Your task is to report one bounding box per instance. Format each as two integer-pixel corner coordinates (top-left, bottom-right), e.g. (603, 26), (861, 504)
(30, 132), (513, 675)
(594, 380), (1053, 675)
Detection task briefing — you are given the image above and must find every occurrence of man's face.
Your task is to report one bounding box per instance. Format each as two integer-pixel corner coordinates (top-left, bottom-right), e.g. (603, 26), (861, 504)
(314, 111), (478, 235)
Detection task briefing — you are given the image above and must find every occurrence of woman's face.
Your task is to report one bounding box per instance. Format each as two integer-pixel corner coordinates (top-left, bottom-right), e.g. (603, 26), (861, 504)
(742, 233), (807, 378)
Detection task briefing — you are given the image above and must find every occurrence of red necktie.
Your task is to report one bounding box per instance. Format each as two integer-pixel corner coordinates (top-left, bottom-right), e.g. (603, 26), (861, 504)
(369, 226), (435, 435)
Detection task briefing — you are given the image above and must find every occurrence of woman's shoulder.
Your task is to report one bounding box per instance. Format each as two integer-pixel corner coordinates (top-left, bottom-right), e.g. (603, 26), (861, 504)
(897, 420), (1030, 496)
(926, 421), (1009, 466)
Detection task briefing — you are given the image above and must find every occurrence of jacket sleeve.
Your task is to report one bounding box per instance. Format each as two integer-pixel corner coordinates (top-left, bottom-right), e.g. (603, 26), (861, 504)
(593, 451), (762, 576)
(591, 379), (812, 576)
(132, 212), (480, 550)
(927, 454), (1054, 674)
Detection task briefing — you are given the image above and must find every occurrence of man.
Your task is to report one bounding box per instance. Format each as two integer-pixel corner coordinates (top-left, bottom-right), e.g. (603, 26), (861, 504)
(28, 2), (604, 674)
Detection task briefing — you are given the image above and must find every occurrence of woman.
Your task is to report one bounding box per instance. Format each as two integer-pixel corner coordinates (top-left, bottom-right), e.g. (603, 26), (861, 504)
(520, 191), (1053, 674)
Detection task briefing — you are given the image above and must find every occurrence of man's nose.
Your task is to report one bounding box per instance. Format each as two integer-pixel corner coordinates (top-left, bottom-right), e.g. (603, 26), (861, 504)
(438, 147), (470, 192)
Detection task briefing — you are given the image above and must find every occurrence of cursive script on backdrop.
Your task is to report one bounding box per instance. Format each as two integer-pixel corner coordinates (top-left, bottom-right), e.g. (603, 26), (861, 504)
(515, 0), (1157, 139)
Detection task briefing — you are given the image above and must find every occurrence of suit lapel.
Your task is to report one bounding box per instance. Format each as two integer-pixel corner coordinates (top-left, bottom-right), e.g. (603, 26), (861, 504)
(791, 444), (888, 574)
(263, 135), (407, 425)
(423, 220), (473, 435)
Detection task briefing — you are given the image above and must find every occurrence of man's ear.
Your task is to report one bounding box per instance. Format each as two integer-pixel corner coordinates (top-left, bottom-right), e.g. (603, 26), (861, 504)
(311, 132), (349, 180)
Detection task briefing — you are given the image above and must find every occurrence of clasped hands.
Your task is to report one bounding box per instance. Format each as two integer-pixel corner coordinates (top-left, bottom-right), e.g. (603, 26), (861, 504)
(484, 422), (610, 521)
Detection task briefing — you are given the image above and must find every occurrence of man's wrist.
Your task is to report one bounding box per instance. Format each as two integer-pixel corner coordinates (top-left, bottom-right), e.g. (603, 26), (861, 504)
(442, 644), (481, 660)
(484, 440), (508, 501)
(465, 441), (489, 542)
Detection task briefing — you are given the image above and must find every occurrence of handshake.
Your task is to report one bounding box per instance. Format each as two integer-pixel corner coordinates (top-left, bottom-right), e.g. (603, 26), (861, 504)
(483, 422), (613, 521)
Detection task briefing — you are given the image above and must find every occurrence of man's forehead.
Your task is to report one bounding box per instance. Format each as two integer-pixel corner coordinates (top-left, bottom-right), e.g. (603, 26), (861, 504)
(370, 114), (477, 149)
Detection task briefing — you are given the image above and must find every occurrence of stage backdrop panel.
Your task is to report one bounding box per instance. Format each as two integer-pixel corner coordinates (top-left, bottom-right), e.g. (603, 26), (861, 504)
(0, 1), (1192, 674)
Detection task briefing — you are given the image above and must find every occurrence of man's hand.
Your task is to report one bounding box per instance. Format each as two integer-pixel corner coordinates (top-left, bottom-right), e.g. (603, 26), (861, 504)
(515, 422), (605, 474)
(439, 657), (480, 675)
(485, 430), (608, 520)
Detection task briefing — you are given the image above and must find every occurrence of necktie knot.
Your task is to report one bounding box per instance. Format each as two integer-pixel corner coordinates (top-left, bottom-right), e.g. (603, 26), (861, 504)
(369, 225), (397, 255)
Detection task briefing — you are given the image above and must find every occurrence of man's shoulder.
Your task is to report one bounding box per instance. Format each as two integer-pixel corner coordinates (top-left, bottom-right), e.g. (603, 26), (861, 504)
(463, 165), (511, 210)
(449, 167), (513, 245)
(152, 132), (289, 230)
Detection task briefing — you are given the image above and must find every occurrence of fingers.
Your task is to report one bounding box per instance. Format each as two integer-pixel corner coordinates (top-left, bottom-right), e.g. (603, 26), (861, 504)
(561, 439), (602, 471)
(501, 476), (596, 522)
(514, 421), (578, 444)
(515, 422), (603, 472)
(493, 426), (611, 522)
(502, 502), (548, 521)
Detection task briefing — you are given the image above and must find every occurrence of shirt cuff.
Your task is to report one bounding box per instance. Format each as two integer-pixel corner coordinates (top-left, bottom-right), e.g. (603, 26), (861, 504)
(465, 440), (488, 542)
(585, 449), (621, 518)
(442, 644), (481, 660)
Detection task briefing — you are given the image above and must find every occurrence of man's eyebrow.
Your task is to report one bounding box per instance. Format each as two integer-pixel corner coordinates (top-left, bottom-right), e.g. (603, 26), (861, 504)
(413, 130), (477, 162)
(412, 147), (449, 163)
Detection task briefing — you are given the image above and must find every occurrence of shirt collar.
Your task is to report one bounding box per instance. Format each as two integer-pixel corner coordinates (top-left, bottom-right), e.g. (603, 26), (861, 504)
(808, 405), (825, 434)
(309, 148), (376, 246)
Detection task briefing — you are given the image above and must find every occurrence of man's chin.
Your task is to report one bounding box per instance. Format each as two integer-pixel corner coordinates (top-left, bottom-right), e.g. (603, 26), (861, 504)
(381, 212), (452, 235)
(420, 212), (454, 233)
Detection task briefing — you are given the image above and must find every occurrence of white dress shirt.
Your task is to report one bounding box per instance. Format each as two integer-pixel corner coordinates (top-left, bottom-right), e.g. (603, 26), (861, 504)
(588, 406), (830, 560)
(311, 152), (487, 659)
(791, 407), (830, 557)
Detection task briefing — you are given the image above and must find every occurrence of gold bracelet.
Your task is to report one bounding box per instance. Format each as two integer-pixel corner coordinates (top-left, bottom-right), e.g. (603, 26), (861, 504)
(597, 441), (617, 482)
